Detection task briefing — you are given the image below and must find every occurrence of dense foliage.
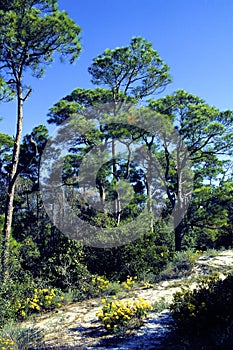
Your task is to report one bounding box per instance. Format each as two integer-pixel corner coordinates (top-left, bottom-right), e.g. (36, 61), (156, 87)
(170, 273), (233, 348)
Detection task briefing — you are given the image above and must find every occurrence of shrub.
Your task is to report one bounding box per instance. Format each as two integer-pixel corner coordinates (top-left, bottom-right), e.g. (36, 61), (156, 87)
(83, 236), (171, 281)
(0, 323), (44, 350)
(15, 288), (64, 319)
(81, 275), (138, 299)
(170, 273), (233, 347)
(159, 249), (203, 280)
(91, 276), (109, 295)
(103, 281), (123, 296)
(0, 277), (36, 327)
(0, 337), (15, 350)
(71, 274), (138, 301)
(121, 275), (137, 290)
(96, 297), (153, 334)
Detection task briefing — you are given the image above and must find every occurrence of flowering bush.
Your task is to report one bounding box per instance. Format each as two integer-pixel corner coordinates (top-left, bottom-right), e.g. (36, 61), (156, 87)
(15, 288), (64, 319)
(170, 273), (233, 341)
(0, 337), (15, 350)
(91, 276), (109, 295)
(79, 275), (138, 299)
(121, 276), (137, 290)
(140, 281), (154, 289)
(96, 297), (153, 333)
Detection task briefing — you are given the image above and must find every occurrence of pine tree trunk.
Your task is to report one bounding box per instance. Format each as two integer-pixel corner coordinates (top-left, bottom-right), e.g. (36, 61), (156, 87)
(174, 167), (186, 251)
(112, 138), (120, 225)
(174, 221), (183, 251)
(1, 82), (23, 282)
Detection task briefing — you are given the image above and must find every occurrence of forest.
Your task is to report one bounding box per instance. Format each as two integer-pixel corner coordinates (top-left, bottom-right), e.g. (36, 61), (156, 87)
(0, 1), (233, 349)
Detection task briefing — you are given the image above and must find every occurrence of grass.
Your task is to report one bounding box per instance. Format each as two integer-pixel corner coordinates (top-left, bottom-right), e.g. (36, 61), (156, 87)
(158, 249), (199, 281)
(157, 248), (229, 282)
(153, 297), (170, 312)
(0, 321), (45, 349)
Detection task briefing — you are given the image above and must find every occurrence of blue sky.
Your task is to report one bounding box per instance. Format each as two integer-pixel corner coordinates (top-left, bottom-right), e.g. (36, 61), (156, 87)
(0, 0), (233, 137)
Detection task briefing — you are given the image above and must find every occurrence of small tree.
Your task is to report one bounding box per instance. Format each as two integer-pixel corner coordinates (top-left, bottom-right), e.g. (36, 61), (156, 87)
(0, 0), (82, 281)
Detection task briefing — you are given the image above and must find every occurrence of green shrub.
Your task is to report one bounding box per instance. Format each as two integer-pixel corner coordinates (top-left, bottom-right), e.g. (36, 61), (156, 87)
(83, 236), (171, 281)
(91, 275), (109, 294)
(121, 275), (137, 290)
(0, 323), (44, 350)
(15, 288), (64, 319)
(170, 273), (233, 347)
(68, 274), (138, 302)
(103, 281), (123, 296)
(96, 297), (153, 334)
(0, 276), (36, 327)
(0, 278), (64, 326)
(159, 249), (203, 280)
(77, 275), (138, 300)
(71, 275), (110, 300)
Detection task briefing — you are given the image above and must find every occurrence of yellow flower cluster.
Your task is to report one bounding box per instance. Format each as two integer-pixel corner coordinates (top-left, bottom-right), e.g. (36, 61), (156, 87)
(15, 288), (63, 318)
(121, 276), (137, 290)
(140, 281), (153, 289)
(92, 276), (109, 294)
(195, 250), (203, 255)
(0, 337), (15, 350)
(96, 297), (153, 333)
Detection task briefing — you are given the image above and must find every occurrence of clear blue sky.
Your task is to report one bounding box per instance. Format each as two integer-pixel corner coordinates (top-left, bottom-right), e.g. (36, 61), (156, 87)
(0, 0), (233, 137)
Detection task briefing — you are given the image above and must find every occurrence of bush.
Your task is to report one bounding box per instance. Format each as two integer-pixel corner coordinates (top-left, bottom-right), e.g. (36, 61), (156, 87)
(91, 275), (138, 296)
(0, 323), (44, 350)
(91, 276), (109, 294)
(170, 273), (233, 348)
(15, 288), (64, 319)
(83, 235), (171, 281)
(121, 275), (137, 290)
(0, 276), (36, 327)
(96, 297), (153, 334)
(71, 275), (110, 300)
(0, 278), (64, 326)
(159, 249), (203, 280)
(61, 274), (139, 303)
(0, 337), (15, 350)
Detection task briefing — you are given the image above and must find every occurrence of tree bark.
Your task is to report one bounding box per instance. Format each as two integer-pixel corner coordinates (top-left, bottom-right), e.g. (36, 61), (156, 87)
(1, 81), (23, 282)
(174, 221), (183, 251)
(174, 162), (187, 251)
(112, 138), (120, 224)
(99, 183), (106, 212)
